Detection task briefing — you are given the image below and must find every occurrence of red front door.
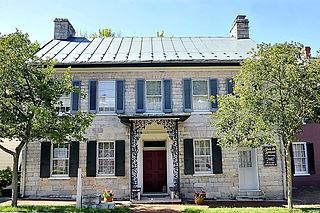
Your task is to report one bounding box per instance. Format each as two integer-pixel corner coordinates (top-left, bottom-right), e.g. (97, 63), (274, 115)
(143, 150), (167, 193)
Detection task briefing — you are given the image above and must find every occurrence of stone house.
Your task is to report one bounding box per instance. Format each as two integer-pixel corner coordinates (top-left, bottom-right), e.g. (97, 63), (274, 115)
(20, 15), (286, 201)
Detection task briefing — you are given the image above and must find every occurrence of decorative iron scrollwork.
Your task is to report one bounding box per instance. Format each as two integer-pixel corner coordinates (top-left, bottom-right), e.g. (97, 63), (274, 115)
(130, 119), (180, 200)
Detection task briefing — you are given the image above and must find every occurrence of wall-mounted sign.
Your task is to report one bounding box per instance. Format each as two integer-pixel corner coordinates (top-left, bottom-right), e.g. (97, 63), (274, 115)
(263, 146), (277, 166)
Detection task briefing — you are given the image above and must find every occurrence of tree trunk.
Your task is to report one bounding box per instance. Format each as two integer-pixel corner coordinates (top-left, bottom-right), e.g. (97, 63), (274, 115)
(11, 154), (19, 207)
(285, 147), (293, 211)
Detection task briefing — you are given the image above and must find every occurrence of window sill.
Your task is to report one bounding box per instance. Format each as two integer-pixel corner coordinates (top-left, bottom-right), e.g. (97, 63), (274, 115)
(48, 177), (71, 180)
(95, 176), (117, 179)
(193, 173), (215, 177)
(191, 111), (212, 115)
(96, 113), (117, 116)
(294, 173), (310, 176)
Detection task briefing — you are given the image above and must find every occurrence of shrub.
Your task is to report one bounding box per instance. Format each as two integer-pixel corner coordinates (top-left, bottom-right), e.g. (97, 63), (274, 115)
(0, 167), (12, 188)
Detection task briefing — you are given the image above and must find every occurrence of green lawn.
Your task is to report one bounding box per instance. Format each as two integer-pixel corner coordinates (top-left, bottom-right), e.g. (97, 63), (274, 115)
(0, 205), (130, 213)
(182, 207), (320, 213)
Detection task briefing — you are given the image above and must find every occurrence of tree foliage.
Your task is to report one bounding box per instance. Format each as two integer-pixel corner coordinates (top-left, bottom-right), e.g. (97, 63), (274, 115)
(0, 30), (93, 207)
(214, 43), (320, 210)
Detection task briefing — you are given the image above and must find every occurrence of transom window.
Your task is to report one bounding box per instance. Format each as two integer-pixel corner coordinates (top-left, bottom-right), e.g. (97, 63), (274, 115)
(292, 142), (308, 174)
(52, 143), (69, 175)
(56, 94), (71, 113)
(146, 80), (162, 112)
(98, 81), (115, 113)
(97, 142), (115, 175)
(194, 139), (212, 173)
(192, 80), (208, 111)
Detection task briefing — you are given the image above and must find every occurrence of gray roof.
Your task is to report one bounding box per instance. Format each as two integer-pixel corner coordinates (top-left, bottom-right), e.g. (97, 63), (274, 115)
(36, 37), (256, 65)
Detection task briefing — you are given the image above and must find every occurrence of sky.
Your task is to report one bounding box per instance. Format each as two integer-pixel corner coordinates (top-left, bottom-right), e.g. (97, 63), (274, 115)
(1, 0), (319, 55)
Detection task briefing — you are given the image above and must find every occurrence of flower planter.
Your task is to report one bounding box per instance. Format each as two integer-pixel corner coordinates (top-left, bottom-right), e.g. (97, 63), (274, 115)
(195, 196), (205, 205)
(104, 197), (113, 202)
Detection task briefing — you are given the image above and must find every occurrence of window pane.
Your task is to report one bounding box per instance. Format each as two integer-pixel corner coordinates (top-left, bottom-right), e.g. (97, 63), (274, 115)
(194, 139), (212, 173)
(147, 97), (162, 111)
(146, 81), (161, 95)
(97, 142), (115, 175)
(98, 81), (115, 112)
(56, 94), (71, 113)
(293, 143), (308, 173)
(193, 81), (208, 95)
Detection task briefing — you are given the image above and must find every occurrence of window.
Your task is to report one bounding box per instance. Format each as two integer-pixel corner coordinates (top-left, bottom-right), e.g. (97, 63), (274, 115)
(97, 142), (115, 175)
(292, 142), (308, 174)
(239, 150), (252, 168)
(98, 81), (115, 113)
(56, 94), (71, 113)
(194, 139), (212, 173)
(192, 80), (208, 111)
(146, 80), (162, 112)
(52, 143), (69, 176)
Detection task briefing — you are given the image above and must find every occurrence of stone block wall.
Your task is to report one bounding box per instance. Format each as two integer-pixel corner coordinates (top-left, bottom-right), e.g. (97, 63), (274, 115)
(22, 66), (285, 200)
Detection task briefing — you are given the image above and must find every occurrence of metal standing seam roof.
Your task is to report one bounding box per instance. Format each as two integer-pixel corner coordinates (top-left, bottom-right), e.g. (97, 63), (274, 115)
(36, 37), (257, 65)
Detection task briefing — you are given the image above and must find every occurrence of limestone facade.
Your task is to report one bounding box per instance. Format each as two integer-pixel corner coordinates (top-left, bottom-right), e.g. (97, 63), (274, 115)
(21, 66), (285, 200)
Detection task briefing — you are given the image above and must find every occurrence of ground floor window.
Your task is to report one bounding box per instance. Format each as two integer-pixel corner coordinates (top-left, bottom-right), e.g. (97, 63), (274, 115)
(194, 139), (212, 173)
(52, 143), (70, 175)
(292, 142), (308, 175)
(97, 141), (115, 175)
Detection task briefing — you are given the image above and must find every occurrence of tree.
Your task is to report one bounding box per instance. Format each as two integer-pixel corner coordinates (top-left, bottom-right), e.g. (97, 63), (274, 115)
(214, 43), (320, 210)
(0, 31), (94, 207)
(156, 30), (164, 38)
(78, 27), (118, 38)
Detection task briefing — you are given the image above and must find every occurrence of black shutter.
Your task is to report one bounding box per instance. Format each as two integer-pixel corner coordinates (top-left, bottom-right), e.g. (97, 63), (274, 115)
(40, 142), (51, 178)
(115, 140), (125, 176)
(184, 139), (194, 175)
(209, 79), (218, 111)
(89, 80), (97, 113)
(290, 144), (295, 174)
(136, 79), (145, 113)
(163, 79), (172, 113)
(116, 80), (125, 114)
(307, 143), (315, 174)
(86, 141), (97, 177)
(69, 141), (79, 177)
(212, 138), (223, 174)
(183, 79), (192, 112)
(226, 78), (234, 95)
(71, 80), (81, 113)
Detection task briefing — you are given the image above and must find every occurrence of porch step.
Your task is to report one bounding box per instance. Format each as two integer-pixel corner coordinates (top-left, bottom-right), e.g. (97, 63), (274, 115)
(236, 190), (266, 201)
(132, 194), (181, 204)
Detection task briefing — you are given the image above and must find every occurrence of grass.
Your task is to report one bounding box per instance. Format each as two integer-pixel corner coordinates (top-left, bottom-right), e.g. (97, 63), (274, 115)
(182, 207), (320, 213)
(0, 205), (130, 213)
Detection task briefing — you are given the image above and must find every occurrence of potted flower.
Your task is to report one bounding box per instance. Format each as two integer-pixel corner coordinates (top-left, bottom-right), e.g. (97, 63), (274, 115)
(102, 188), (114, 202)
(194, 187), (206, 205)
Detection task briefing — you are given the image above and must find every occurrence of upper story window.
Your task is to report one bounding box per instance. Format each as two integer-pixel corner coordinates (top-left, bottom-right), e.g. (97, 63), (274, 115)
(192, 80), (209, 111)
(52, 143), (70, 176)
(292, 142), (308, 175)
(98, 81), (115, 113)
(194, 139), (212, 173)
(146, 80), (162, 112)
(97, 141), (115, 175)
(56, 94), (71, 113)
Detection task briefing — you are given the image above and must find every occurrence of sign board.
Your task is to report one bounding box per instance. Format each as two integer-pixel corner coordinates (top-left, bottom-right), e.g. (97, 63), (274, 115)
(263, 146), (277, 166)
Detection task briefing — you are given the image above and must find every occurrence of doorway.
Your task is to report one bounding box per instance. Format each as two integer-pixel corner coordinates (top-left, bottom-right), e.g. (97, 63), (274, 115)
(238, 149), (259, 190)
(143, 141), (167, 193)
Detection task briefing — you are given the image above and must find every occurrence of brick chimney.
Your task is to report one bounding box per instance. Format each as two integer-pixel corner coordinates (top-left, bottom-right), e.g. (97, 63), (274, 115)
(54, 18), (75, 40)
(304, 46), (311, 59)
(230, 15), (249, 39)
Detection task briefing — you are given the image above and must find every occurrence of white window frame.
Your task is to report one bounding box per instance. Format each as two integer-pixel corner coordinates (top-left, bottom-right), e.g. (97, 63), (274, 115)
(192, 80), (209, 111)
(51, 143), (70, 176)
(194, 139), (213, 174)
(292, 142), (309, 175)
(145, 80), (162, 112)
(97, 141), (115, 176)
(98, 81), (116, 113)
(56, 94), (71, 114)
